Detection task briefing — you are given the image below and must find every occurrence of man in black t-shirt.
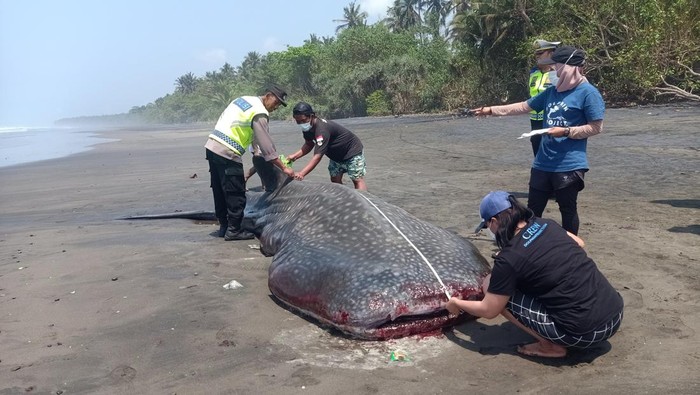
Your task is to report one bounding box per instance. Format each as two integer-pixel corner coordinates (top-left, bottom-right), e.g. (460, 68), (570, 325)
(286, 102), (367, 191)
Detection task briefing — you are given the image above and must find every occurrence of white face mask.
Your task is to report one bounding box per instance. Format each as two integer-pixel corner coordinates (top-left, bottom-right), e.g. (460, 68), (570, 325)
(299, 122), (312, 132)
(486, 228), (496, 241)
(548, 70), (559, 86)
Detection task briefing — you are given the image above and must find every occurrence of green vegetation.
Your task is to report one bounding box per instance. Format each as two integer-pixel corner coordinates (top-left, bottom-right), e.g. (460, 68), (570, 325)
(57, 0), (699, 125)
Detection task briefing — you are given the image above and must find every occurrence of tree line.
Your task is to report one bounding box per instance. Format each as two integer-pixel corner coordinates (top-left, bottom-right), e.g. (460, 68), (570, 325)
(58, 0), (699, 125)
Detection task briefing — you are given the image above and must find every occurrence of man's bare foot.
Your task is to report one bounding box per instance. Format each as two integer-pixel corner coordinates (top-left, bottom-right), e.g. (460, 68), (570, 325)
(517, 342), (567, 358)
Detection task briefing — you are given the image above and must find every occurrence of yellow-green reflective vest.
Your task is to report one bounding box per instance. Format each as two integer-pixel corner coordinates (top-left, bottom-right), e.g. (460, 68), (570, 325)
(529, 70), (552, 121)
(209, 96), (269, 155)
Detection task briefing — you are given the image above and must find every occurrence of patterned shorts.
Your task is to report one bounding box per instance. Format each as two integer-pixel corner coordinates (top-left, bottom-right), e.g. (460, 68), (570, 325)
(328, 152), (367, 180)
(507, 291), (623, 348)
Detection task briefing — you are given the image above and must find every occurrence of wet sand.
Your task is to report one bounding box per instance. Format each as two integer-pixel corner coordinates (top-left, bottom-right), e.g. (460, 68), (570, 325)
(1, 105), (699, 394)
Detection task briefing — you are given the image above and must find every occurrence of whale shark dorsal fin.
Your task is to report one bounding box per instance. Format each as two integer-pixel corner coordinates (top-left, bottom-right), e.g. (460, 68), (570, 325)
(252, 155), (289, 192)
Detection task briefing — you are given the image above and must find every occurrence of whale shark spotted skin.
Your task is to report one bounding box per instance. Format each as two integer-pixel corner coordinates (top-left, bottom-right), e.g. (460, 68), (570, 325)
(244, 156), (491, 340)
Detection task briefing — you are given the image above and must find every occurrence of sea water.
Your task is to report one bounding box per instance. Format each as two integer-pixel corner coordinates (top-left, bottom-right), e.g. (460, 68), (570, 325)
(0, 126), (117, 168)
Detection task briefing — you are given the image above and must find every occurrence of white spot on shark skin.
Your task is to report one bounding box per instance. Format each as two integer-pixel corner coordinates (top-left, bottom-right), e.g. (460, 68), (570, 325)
(272, 325), (452, 371)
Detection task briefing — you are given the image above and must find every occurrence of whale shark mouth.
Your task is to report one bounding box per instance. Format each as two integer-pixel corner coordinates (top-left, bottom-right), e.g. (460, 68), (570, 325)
(277, 301), (475, 341)
(367, 311), (473, 340)
(270, 287), (483, 341)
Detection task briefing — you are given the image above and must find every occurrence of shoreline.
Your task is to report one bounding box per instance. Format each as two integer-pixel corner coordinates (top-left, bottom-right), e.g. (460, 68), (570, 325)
(0, 127), (119, 169)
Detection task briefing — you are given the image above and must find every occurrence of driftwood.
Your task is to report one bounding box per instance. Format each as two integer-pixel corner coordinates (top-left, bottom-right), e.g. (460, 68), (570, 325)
(653, 62), (700, 102)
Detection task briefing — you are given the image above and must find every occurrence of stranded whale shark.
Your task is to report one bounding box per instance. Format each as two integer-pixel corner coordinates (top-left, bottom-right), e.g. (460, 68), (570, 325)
(243, 156), (491, 340)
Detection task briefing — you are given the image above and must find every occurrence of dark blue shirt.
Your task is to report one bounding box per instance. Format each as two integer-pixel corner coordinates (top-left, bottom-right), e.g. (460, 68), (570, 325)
(488, 218), (623, 335)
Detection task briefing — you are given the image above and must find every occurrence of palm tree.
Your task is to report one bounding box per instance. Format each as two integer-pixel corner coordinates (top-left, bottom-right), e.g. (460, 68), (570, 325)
(450, 1), (514, 50)
(424, 0), (452, 29)
(384, 0), (422, 32)
(175, 72), (198, 94)
(238, 51), (263, 82)
(204, 79), (236, 109)
(334, 1), (368, 33)
(219, 63), (236, 80)
(306, 33), (321, 45)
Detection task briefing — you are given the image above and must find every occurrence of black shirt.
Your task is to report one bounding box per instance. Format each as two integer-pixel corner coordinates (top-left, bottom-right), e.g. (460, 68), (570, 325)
(303, 118), (363, 162)
(488, 218), (623, 335)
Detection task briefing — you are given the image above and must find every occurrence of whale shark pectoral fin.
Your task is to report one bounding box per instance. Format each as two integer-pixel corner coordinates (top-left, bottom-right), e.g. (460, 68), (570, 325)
(120, 211), (217, 221)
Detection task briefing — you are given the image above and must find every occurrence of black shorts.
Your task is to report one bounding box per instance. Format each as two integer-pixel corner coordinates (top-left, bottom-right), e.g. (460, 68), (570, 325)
(530, 168), (586, 192)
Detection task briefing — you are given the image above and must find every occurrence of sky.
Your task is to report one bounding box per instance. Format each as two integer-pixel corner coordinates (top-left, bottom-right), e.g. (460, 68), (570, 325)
(0, 0), (393, 126)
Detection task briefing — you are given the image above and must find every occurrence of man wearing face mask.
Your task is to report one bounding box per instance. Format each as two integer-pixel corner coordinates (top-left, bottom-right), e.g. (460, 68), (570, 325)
(205, 85), (295, 240)
(470, 46), (605, 235)
(528, 39), (560, 156)
(286, 101), (367, 191)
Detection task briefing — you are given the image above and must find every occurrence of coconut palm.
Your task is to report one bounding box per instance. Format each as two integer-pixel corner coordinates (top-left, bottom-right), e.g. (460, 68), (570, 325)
(238, 51), (263, 82)
(424, 0), (452, 28)
(175, 72), (198, 94)
(384, 0), (422, 32)
(334, 1), (368, 33)
(219, 63), (236, 80)
(449, 0), (531, 52)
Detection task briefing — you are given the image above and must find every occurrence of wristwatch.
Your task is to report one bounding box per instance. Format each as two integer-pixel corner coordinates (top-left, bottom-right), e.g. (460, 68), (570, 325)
(563, 127), (571, 137)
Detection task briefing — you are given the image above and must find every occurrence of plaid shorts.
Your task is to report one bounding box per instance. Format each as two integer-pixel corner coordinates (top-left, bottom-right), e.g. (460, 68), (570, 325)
(507, 291), (623, 348)
(328, 152), (367, 180)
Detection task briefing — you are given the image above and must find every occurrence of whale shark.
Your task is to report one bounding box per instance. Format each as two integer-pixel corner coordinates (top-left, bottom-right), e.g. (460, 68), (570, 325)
(243, 156), (491, 340)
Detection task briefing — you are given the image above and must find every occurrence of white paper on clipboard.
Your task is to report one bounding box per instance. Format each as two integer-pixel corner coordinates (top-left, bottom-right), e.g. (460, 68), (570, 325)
(518, 128), (549, 139)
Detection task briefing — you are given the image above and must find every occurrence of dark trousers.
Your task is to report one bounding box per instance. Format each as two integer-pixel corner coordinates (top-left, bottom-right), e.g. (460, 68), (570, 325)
(530, 119), (544, 157)
(207, 150), (246, 229)
(528, 168), (585, 235)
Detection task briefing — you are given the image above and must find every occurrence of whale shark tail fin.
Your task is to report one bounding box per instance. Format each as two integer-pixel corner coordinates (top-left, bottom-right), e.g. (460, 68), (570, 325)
(252, 155), (290, 193)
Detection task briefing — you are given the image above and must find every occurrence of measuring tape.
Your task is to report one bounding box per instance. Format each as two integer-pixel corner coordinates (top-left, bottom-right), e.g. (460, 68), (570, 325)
(359, 194), (452, 300)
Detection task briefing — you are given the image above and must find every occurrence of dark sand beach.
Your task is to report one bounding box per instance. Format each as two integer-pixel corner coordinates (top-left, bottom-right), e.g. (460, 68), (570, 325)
(1, 105), (699, 394)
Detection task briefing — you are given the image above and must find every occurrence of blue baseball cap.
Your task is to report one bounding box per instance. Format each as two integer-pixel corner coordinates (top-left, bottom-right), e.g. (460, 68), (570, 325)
(474, 191), (512, 233)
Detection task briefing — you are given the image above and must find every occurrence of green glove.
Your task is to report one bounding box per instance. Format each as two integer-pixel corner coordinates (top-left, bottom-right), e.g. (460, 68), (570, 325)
(279, 154), (293, 168)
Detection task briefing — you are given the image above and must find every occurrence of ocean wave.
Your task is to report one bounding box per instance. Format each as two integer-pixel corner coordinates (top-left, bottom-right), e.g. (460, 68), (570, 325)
(0, 126), (76, 134)
(0, 126), (31, 133)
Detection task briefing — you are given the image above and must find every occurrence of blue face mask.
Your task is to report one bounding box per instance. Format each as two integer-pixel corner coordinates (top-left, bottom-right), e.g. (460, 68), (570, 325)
(299, 122), (312, 132)
(548, 70), (559, 85)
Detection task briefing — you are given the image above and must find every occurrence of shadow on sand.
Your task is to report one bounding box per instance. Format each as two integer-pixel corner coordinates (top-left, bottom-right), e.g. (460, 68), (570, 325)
(445, 320), (612, 366)
(651, 199), (700, 235)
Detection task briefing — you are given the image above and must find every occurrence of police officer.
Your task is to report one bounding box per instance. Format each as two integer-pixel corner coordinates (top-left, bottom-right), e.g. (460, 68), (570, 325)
(529, 39), (560, 156)
(205, 85), (295, 240)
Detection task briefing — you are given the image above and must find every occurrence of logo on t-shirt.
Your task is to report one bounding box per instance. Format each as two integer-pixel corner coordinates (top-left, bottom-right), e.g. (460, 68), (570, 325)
(522, 222), (548, 247)
(315, 136), (324, 146)
(545, 101), (569, 127)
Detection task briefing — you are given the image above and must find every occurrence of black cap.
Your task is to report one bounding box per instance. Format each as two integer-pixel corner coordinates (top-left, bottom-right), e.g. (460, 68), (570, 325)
(539, 45), (586, 66)
(266, 85), (288, 106)
(292, 101), (315, 116)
